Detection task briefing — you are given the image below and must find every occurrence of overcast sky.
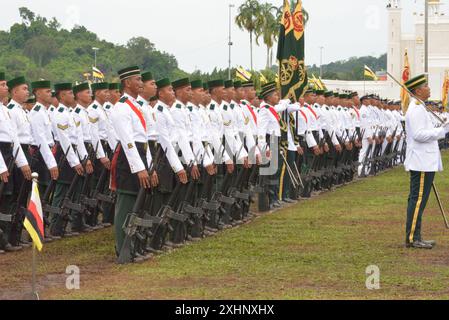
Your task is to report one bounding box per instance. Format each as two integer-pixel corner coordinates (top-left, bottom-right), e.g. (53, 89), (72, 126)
(1, 0), (441, 73)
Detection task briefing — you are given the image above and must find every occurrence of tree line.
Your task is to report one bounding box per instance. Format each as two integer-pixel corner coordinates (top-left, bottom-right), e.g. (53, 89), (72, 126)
(0, 6), (386, 86)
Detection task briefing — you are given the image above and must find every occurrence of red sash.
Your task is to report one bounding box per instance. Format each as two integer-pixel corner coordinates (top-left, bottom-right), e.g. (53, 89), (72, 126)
(299, 110), (308, 123)
(125, 99), (147, 131)
(246, 105), (258, 125)
(307, 105), (318, 120)
(110, 143), (121, 192)
(268, 106), (280, 122)
(353, 107), (360, 120)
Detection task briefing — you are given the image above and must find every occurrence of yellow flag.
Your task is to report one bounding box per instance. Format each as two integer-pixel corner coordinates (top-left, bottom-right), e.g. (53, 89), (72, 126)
(442, 70), (449, 111)
(292, 0), (305, 41)
(92, 66), (104, 80)
(281, 0), (294, 35)
(259, 72), (268, 85)
(318, 76), (327, 91)
(313, 74), (324, 90)
(364, 65), (378, 81)
(236, 66), (252, 82)
(401, 50), (410, 112)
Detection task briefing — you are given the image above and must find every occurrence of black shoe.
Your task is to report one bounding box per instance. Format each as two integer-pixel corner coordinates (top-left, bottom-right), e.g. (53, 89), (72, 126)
(4, 244), (23, 252)
(204, 230), (215, 237)
(422, 240), (436, 247)
(205, 226), (218, 233)
(134, 252), (152, 263)
(187, 235), (202, 242)
(273, 202), (281, 208)
(44, 237), (54, 243)
(20, 241), (32, 248)
(146, 247), (164, 255)
(406, 241), (433, 249)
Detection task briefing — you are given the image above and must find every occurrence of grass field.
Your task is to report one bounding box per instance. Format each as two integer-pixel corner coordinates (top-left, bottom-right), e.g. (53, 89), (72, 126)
(2, 153), (449, 300)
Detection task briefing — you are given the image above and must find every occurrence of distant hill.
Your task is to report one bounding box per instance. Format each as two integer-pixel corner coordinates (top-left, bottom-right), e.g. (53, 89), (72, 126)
(0, 8), (387, 85)
(0, 7), (187, 83)
(307, 54), (387, 81)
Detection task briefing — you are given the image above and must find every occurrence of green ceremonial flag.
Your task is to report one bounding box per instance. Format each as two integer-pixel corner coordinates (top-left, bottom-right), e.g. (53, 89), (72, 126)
(277, 0), (308, 102)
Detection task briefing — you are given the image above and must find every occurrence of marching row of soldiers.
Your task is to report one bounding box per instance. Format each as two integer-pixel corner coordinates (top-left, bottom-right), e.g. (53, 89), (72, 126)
(0, 67), (407, 261)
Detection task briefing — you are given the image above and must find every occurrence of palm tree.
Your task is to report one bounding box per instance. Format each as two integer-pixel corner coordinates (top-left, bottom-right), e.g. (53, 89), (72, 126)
(235, 0), (262, 71)
(255, 3), (279, 69)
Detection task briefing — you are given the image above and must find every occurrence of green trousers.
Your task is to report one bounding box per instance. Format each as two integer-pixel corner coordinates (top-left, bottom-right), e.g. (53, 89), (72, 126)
(280, 150), (296, 201)
(406, 171), (435, 244)
(0, 195), (13, 248)
(114, 192), (136, 255)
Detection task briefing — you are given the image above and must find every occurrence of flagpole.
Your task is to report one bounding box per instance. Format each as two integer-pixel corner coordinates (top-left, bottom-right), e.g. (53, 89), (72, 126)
(31, 243), (39, 300)
(363, 71), (366, 96)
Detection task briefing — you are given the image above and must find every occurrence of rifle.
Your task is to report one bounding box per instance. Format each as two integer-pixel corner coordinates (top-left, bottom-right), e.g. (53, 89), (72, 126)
(149, 180), (183, 251)
(92, 145), (119, 208)
(226, 165), (250, 223)
(50, 150), (87, 237)
(0, 147), (19, 221)
(8, 165), (32, 246)
(382, 126), (398, 169)
(42, 146), (71, 226)
(0, 146), (19, 197)
(78, 142), (100, 228)
(360, 127), (378, 178)
(170, 164), (202, 244)
(117, 147), (164, 264)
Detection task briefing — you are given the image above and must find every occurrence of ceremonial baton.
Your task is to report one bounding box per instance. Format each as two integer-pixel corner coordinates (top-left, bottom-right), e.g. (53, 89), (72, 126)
(432, 182), (449, 229)
(386, 71), (446, 124)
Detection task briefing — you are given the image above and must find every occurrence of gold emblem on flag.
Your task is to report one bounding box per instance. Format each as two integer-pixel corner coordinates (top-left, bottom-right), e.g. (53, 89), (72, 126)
(292, 6), (304, 40)
(280, 56), (305, 86)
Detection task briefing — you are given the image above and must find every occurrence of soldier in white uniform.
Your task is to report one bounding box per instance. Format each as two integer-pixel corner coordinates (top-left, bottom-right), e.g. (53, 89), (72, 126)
(5, 76), (36, 246)
(51, 83), (92, 237)
(110, 66), (159, 256)
(207, 80), (234, 178)
(257, 83), (292, 208)
(0, 73), (31, 252)
(403, 74), (449, 249)
(358, 95), (375, 176)
(137, 72), (158, 157)
(103, 83), (121, 127)
(29, 80), (59, 191)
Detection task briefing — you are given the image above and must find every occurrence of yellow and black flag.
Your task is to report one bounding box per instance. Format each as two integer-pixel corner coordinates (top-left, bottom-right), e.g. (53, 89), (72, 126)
(277, 0), (308, 102)
(23, 178), (44, 251)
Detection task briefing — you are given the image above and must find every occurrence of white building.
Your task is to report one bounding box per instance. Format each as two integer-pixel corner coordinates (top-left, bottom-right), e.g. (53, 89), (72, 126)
(324, 0), (449, 101)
